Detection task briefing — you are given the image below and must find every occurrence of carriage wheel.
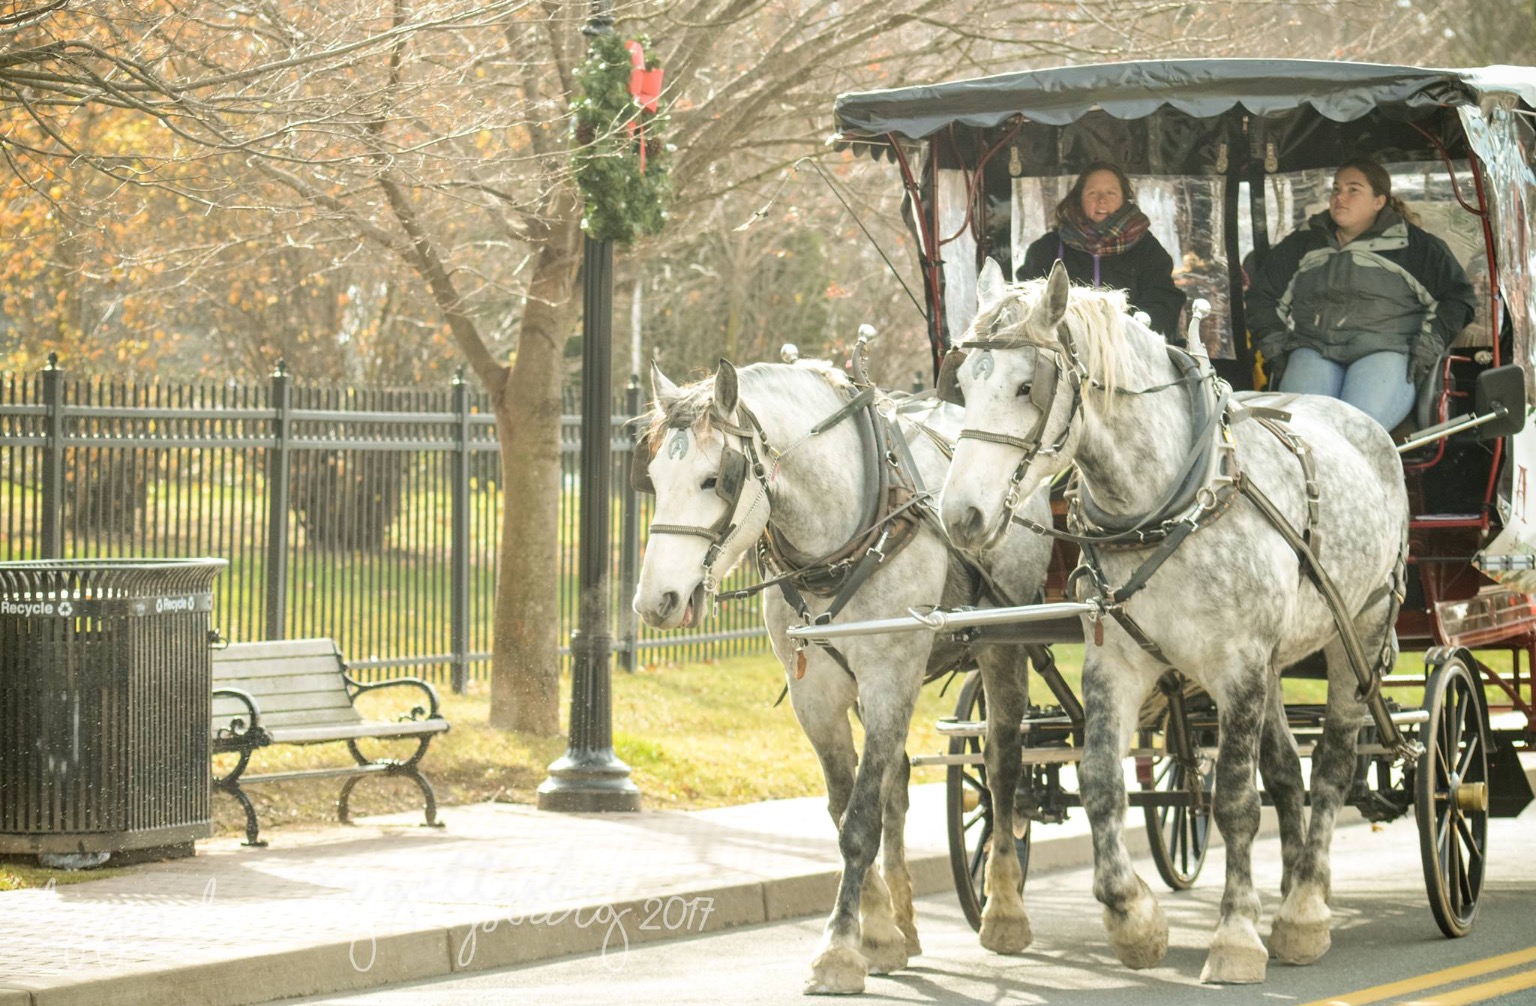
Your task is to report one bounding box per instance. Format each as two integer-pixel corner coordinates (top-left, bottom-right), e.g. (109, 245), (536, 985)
(1142, 724), (1214, 891)
(945, 670), (1031, 933)
(1416, 654), (1489, 938)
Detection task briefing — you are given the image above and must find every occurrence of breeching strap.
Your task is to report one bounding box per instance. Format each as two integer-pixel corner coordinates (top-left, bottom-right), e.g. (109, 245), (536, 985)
(1238, 475), (1415, 760)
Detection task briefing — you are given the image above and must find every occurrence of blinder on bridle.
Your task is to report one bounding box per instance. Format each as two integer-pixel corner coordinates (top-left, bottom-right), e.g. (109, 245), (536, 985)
(631, 425), (751, 510)
(936, 343), (1060, 422)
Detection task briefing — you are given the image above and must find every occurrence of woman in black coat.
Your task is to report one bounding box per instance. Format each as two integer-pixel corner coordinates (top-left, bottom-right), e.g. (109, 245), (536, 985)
(1016, 163), (1186, 340)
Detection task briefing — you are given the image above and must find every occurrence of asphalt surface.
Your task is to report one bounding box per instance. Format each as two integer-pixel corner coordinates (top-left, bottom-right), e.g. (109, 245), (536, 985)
(262, 814), (1536, 1006)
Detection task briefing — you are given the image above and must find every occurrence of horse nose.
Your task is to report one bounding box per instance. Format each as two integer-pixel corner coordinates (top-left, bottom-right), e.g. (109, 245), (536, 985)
(656, 590), (680, 620)
(949, 506), (989, 549)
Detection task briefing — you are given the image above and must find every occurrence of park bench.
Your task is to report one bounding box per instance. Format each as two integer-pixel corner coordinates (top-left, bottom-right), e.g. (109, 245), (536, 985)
(211, 638), (449, 847)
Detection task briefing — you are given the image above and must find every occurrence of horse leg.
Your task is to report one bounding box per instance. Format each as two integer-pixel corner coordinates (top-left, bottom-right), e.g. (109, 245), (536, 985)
(1271, 632), (1374, 965)
(785, 663), (865, 995)
(1082, 655), (1167, 969)
(1200, 668), (1270, 985)
(879, 752), (922, 957)
(1258, 669), (1307, 899)
(975, 646), (1033, 954)
(806, 680), (916, 994)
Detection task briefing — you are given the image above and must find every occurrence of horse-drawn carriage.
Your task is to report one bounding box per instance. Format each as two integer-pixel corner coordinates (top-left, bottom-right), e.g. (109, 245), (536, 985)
(634, 59), (1536, 993)
(791, 59), (1536, 972)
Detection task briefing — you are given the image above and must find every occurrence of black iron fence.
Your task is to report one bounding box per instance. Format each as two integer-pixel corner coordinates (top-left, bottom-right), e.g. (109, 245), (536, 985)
(0, 359), (767, 688)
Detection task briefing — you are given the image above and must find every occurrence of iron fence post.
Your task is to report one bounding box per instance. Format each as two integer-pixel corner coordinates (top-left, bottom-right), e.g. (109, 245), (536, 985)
(618, 377), (642, 673)
(264, 361), (291, 641)
(538, 0), (641, 811)
(450, 368), (471, 694)
(39, 355), (63, 560)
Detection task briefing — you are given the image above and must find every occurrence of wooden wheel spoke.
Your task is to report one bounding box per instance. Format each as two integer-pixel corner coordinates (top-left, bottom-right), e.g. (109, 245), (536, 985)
(1446, 685), (1464, 755)
(1454, 731), (1481, 781)
(1453, 812), (1483, 869)
(961, 767), (988, 797)
(970, 821), (991, 890)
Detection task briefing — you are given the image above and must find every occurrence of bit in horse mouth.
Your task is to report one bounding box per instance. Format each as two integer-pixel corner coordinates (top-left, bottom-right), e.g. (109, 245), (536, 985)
(681, 580), (708, 627)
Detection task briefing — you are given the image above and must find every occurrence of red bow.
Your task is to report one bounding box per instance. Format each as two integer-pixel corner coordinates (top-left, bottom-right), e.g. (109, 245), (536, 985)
(625, 41), (664, 173)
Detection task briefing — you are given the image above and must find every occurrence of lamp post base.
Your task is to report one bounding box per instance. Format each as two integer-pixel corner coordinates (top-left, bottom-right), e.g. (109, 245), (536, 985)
(537, 750), (642, 813)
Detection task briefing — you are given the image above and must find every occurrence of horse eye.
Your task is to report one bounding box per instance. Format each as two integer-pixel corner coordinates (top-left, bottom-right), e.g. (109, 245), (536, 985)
(1016, 382), (1032, 398)
(702, 476), (718, 490)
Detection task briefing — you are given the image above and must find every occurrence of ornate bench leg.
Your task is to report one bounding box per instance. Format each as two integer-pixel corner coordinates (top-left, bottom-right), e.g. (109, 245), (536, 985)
(402, 764), (444, 828)
(338, 774), (363, 826)
(214, 750), (267, 848)
(339, 736), (444, 828)
(214, 781), (267, 848)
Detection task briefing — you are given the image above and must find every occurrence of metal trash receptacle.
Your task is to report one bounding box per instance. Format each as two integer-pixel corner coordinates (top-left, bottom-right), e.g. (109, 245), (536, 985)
(0, 558), (227, 863)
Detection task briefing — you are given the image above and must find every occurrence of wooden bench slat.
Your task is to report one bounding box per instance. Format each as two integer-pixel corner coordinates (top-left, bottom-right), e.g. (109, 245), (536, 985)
(213, 694), (356, 724)
(265, 720), (448, 744)
(213, 655), (349, 681)
(216, 639), (340, 661)
(216, 672), (354, 697)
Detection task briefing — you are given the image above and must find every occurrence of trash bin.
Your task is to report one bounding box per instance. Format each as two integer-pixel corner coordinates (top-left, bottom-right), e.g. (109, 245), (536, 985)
(0, 558), (227, 864)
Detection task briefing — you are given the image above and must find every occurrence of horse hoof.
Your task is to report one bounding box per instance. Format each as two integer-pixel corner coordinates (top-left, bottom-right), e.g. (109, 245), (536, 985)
(1269, 918), (1331, 965)
(1201, 942), (1270, 984)
(1104, 896), (1168, 969)
(859, 933), (908, 975)
(902, 927), (923, 958)
(980, 910), (1033, 955)
(806, 946), (867, 995)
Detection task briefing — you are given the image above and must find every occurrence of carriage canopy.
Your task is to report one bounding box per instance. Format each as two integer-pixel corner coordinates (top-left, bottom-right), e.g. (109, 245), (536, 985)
(834, 60), (1536, 175)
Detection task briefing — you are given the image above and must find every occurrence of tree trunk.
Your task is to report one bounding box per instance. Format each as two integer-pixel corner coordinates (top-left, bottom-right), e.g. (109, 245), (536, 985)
(489, 210), (583, 735)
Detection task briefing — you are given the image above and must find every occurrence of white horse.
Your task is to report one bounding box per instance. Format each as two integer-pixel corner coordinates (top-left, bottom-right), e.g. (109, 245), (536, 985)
(632, 358), (1053, 995)
(941, 260), (1408, 984)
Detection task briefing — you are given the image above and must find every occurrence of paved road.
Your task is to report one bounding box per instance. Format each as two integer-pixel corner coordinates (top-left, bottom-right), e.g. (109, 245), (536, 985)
(268, 814), (1536, 1005)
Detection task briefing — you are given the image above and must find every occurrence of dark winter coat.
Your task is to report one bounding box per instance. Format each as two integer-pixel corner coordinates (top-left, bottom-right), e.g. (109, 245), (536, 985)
(1245, 207), (1475, 373)
(1016, 231), (1186, 339)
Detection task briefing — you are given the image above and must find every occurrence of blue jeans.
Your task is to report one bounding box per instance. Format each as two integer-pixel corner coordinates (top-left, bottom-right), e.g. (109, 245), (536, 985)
(1278, 348), (1416, 429)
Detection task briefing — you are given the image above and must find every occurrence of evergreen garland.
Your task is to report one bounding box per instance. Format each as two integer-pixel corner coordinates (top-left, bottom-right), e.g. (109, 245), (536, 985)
(570, 34), (671, 244)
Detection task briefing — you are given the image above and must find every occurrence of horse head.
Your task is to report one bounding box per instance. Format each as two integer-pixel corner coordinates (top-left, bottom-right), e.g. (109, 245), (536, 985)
(942, 259), (1088, 550)
(632, 359), (773, 629)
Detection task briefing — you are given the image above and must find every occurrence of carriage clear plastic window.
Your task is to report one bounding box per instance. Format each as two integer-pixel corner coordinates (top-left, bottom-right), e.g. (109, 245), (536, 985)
(1010, 175), (1235, 360)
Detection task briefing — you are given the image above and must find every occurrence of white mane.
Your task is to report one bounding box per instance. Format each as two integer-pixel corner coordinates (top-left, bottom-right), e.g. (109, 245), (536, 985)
(975, 278), (1170, 411)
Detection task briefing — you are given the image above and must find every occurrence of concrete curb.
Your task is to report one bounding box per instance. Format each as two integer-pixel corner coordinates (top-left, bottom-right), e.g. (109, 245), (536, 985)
(0, 812), (1260, 1006)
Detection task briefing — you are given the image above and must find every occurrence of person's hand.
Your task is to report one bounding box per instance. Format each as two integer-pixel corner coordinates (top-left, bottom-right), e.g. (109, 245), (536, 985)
(1256, 334), (1286, 386)
(1410, 341), (1441, 384)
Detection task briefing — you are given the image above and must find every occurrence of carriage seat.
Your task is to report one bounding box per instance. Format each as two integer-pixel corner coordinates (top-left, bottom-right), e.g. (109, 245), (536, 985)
(1412, 349), (1456, 432)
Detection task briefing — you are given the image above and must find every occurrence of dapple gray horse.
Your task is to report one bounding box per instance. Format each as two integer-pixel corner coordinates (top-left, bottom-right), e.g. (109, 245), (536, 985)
(942, 260), (1408, 984)
(632, 359), (1053, 995)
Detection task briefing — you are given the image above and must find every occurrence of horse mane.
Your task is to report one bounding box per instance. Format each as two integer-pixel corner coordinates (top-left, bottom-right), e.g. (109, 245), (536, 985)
(980, 278), (1151, 412)
(642, 360), (852, 446)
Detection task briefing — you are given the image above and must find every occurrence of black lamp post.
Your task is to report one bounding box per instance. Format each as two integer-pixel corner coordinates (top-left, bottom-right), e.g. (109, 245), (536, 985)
(537, 0), (641, 813)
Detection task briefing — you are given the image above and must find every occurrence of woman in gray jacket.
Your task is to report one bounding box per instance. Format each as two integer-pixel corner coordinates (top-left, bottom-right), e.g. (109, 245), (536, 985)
(1246, 158), (1476, 429)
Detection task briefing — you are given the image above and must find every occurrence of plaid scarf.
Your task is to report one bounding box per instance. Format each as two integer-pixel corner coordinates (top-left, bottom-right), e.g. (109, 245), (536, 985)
(1057, 201), (1152, 258)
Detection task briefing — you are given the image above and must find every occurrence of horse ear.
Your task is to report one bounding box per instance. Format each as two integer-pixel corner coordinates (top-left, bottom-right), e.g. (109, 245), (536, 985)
(650, 360), (681, 407)
(977, 257), (1008, 309)
(1031, 259), (1070, 330)
(714, 359), (740, 417)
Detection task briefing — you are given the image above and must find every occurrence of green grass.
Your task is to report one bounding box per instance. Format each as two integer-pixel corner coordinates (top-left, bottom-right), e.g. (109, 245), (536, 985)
(0, 860), (131, 892)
